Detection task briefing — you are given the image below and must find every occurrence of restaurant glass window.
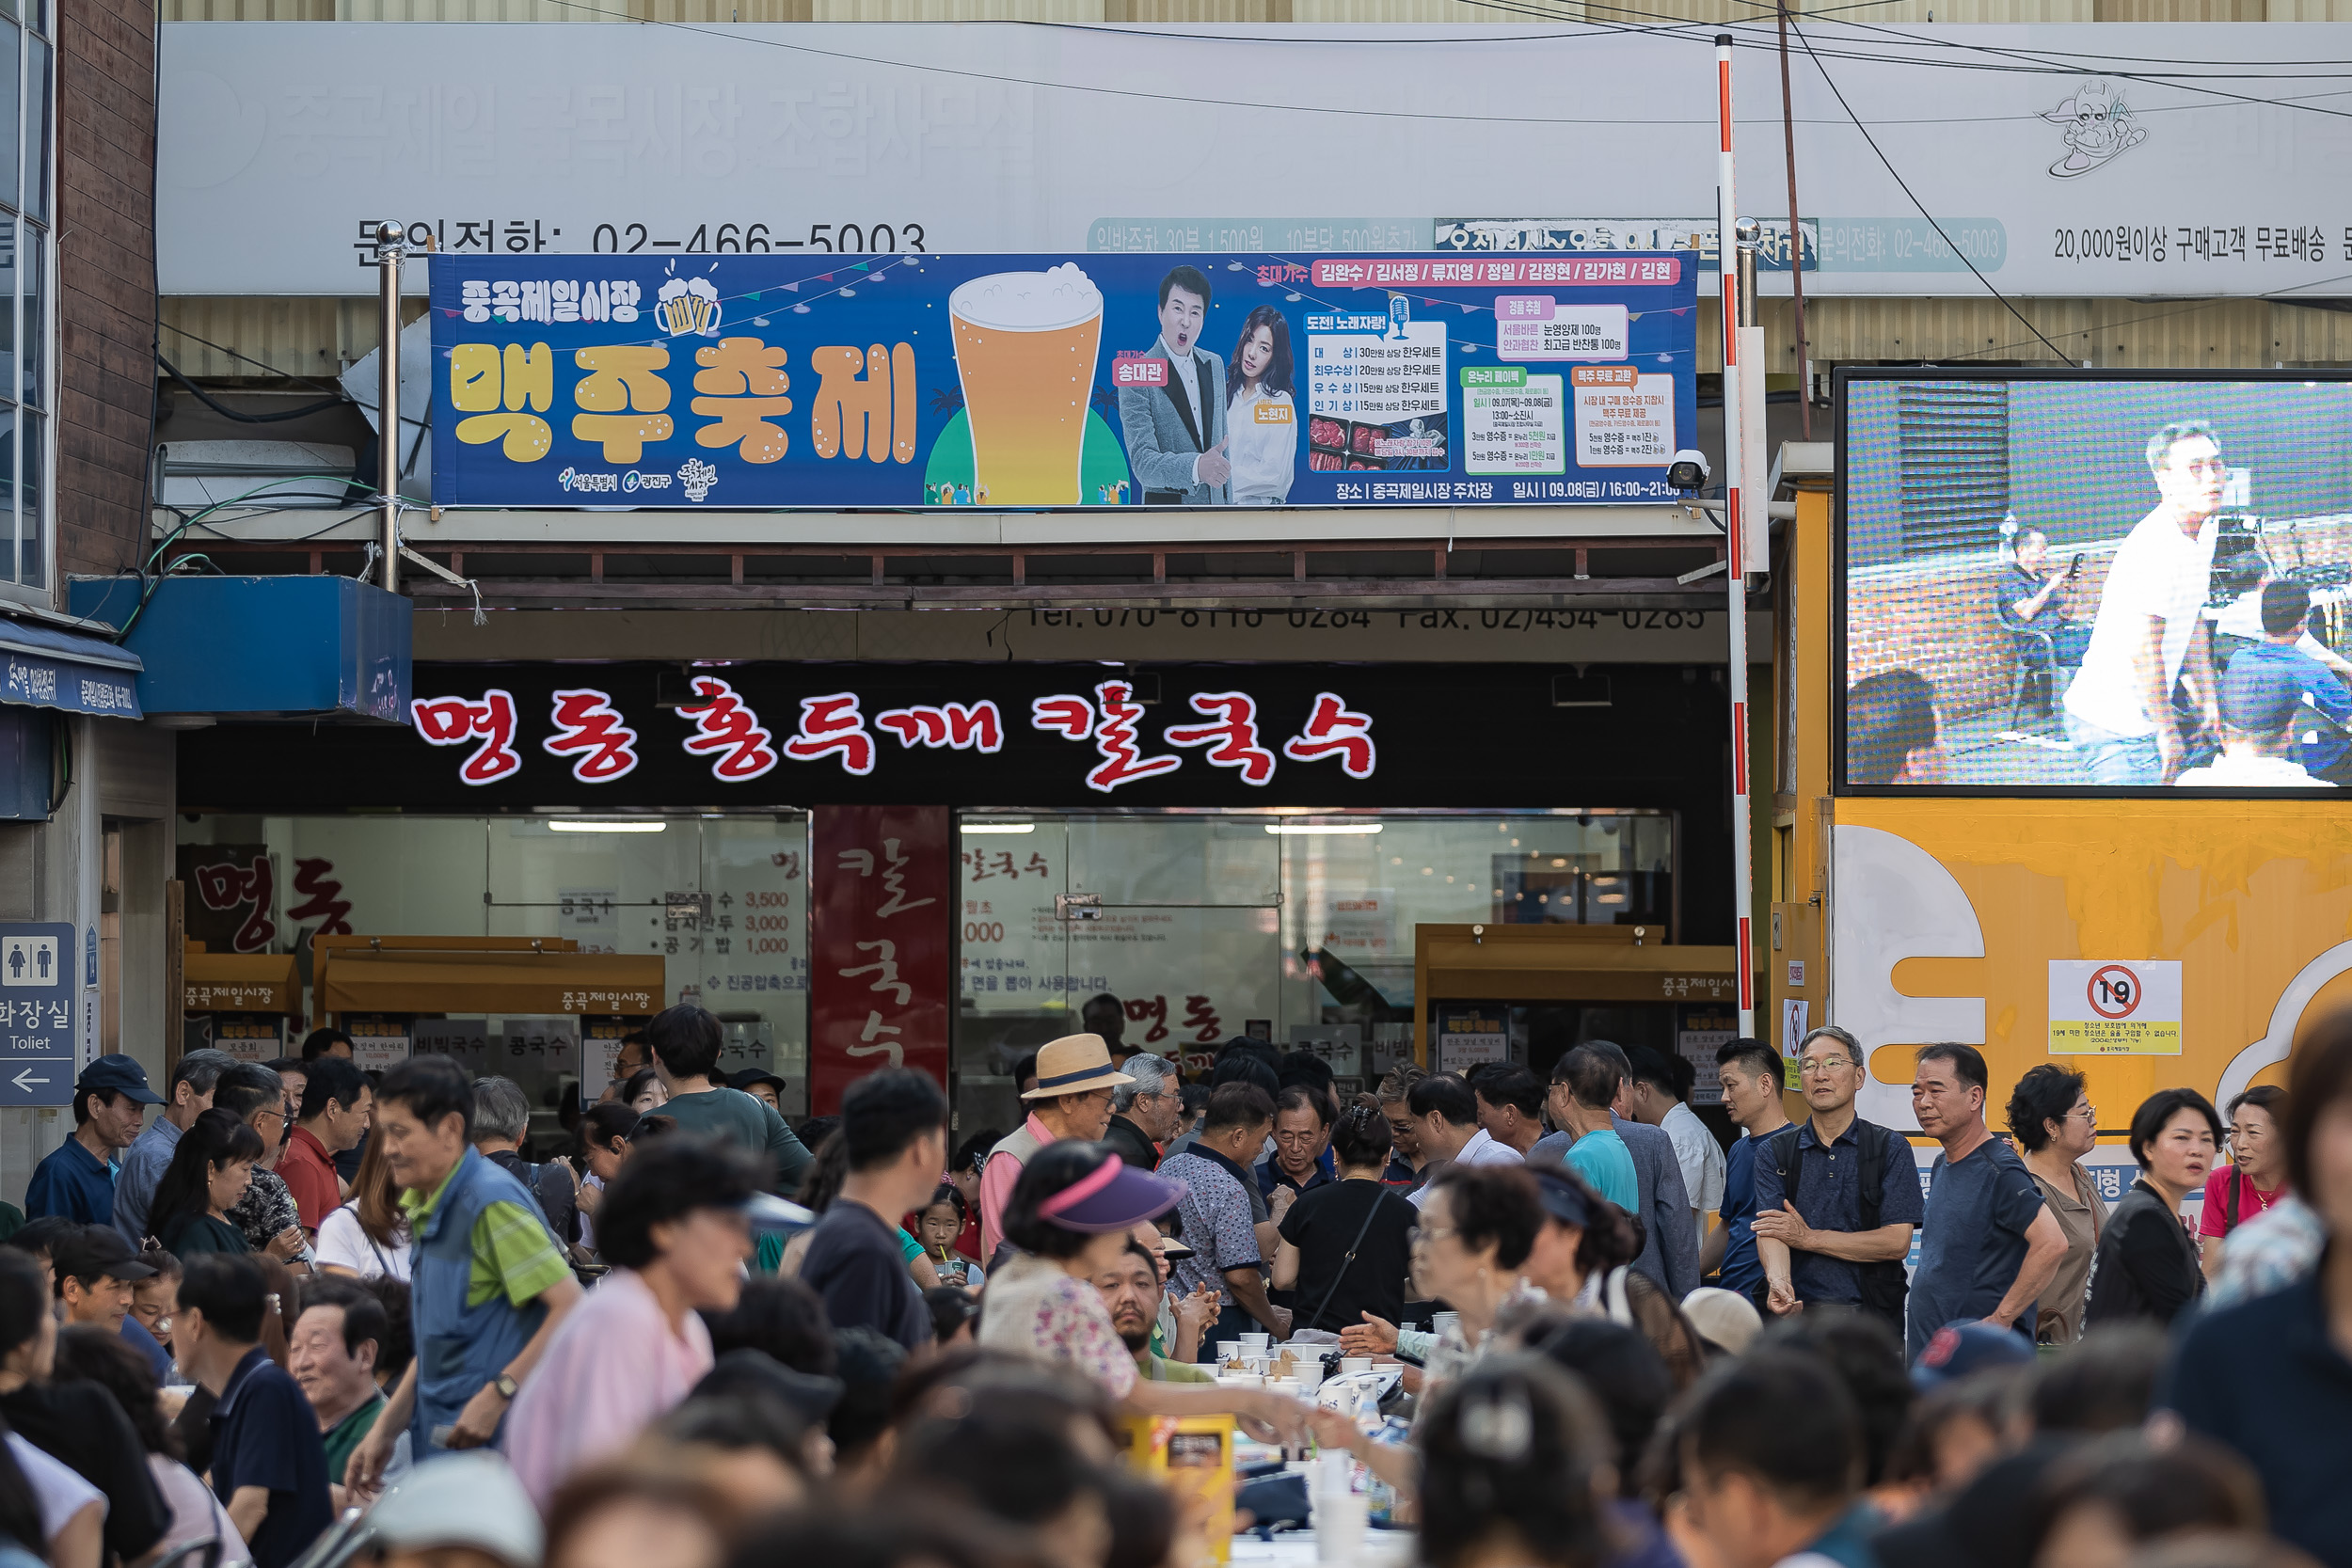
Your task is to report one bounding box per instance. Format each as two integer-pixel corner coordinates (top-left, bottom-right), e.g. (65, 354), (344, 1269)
(953, 809), (1672, 1133)
(174, 813), (813, 1130)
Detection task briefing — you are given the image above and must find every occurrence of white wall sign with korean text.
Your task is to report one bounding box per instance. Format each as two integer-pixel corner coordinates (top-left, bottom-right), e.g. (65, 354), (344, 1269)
(159, 22), (2352, 299)
(2048, 959), (2184, 1056)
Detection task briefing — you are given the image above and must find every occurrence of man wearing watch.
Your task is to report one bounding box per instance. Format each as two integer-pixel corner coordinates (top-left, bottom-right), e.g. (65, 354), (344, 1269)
(344, 1057), (581, 1493)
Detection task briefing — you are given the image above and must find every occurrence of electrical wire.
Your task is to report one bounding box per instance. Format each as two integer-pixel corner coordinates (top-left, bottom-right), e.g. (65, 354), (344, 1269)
(117, 475), (390, 643)
(507, 0), (2352, 131)
(1788, 18), (2067, 360)
(157, 354), (351, 423)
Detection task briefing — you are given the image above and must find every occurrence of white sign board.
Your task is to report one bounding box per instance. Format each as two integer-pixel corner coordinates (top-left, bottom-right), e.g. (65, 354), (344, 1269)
(2048, 958), (2184, 1056)
(158, 22), (2352, 298)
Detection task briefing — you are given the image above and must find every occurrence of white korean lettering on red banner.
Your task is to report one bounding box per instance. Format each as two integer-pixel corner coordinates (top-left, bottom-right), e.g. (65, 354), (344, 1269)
(783, 693), (876, 774)
(874, 701), (1005, 753)
(810, 806), (951, 1114)
(1164, 691), (1276, 785)
(543, 689), (641, 782)
(1282, 692), (1377, 779)
(412, 689), (523, 784)
(678, 677), (779, 781)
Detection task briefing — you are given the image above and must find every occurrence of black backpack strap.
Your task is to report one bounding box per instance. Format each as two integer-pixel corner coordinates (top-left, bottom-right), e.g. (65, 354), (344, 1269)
(2223, 1168), (2243, 1234)
(1854, 1120), (1885, 1231)
(1767, 1124), (1803, 1185)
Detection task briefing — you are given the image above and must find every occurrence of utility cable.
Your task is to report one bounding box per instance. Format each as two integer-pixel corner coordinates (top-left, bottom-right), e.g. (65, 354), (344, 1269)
(1790, 18), (2067, 360)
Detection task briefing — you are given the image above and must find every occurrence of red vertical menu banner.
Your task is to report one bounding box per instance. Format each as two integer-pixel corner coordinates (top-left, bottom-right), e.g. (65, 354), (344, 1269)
(807, 804), (953, 1115)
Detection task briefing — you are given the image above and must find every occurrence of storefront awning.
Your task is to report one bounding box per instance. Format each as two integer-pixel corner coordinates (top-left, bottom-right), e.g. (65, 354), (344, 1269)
(316, 948), (666, 1018)
(0, 616), (142, 719)
(1415, 925), (1746, 1006)
(66, 576), (406, 722)
(183, 950), (301, 1014)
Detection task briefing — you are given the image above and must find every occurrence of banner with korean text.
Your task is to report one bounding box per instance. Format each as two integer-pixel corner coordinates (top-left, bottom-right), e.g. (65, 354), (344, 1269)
(430, 251), (1697, 511)
(810, 805), (953, 1113)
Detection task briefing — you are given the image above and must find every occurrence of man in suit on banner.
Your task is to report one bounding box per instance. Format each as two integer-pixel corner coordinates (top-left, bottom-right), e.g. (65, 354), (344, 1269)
(1120, 264), (1230, 506)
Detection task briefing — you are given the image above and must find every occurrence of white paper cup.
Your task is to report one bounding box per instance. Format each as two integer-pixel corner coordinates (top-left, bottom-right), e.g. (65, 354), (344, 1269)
(1340, 1357), (1373, 1375)
(1218, 1340), (1242, 1359)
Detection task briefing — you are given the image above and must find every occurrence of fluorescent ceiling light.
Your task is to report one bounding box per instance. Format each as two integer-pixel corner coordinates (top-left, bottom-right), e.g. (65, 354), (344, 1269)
(962, 822), (1036, 835)
(1263, 823), (1384, 835)
(548, 820), (668, 834)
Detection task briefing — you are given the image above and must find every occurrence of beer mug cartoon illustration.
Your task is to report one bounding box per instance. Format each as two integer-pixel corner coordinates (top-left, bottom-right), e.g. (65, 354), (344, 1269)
(656, 277), (723, 338)
(948, 264), (1103, 506)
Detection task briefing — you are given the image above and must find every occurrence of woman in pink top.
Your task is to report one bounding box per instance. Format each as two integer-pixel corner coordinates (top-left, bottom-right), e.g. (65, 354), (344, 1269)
(502, 1137), (764, 1512)
(2200, 1085), (2290, 1280)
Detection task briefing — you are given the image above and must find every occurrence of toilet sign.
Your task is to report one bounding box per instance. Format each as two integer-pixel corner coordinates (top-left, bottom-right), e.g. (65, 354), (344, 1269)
(0, 923), (75, 1105)
(2048, 959), (2183, 1056)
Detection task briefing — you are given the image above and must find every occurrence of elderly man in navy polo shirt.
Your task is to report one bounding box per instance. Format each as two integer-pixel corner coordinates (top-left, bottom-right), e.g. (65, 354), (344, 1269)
(26, 1056), (160, 1225)
(1752, 1025), (1925, 1338)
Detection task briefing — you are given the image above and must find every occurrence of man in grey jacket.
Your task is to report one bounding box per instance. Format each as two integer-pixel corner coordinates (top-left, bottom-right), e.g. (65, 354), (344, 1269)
(1118, 264), (1230, 506)
(1532, 1040), (1700, 1298)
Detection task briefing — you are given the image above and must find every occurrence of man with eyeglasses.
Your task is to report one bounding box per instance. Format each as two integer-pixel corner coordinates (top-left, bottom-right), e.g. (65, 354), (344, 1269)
(215, 1063), (312, 1271)
(1104, 1052), (1183, 1174)
(1257, 1086), (1338, 1208)
(2063, 419), (2231, 784)
(1751, 1025), (1923, 1337)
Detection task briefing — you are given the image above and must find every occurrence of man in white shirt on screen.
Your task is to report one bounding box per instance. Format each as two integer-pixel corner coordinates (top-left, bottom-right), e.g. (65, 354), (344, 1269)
(2062, 419), (2227, 784)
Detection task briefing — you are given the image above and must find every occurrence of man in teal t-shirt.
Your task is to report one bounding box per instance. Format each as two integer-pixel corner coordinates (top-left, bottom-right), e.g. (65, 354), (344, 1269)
(1548, 1050), (1640, 1211)
(646, 1006), (812, 1196)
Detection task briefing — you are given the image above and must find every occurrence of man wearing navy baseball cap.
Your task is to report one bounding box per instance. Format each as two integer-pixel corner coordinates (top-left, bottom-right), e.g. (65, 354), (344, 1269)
(25, 1056), (162, 1225)
(2176, 652), (2337, 789)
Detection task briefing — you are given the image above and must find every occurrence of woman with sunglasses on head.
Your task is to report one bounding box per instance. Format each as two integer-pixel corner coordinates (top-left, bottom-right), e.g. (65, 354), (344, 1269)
(978, 1142), (1310, 1443)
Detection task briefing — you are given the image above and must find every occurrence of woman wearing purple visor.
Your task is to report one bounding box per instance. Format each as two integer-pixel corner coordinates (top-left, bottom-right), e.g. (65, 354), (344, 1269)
(977, 1143), (1311, 1444)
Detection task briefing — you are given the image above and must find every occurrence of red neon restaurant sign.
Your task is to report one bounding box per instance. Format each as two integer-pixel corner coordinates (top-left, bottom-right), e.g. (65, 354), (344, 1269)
(409, 678), (1377, 793)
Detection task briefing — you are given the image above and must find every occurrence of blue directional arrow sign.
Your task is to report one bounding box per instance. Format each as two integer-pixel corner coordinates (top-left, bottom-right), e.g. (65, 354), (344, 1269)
(0, 923), (75, 1106)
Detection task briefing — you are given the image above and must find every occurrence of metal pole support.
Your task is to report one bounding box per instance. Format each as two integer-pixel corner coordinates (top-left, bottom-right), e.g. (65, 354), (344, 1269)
(375, 220), (405, 596)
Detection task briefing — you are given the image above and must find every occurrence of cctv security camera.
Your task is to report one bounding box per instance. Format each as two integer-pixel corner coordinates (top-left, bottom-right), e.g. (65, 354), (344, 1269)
(1666, 450), (1709, 492)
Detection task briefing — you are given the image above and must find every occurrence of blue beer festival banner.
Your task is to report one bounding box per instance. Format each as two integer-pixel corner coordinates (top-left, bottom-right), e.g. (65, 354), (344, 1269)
(430, 250), (1698, 512)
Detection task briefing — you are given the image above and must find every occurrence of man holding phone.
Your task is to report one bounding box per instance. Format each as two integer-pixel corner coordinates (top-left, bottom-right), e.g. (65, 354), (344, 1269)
(1995, 526), (2094, 681)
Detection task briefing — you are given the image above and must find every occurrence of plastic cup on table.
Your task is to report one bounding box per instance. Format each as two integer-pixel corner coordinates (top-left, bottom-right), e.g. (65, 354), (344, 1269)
(1218, 1340), (1243, 1360)
(1341, 1357), (1373, 1376)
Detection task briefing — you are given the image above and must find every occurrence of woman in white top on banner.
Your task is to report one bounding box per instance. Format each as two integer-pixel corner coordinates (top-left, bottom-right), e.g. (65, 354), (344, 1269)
(1223, 307), (1297, 506)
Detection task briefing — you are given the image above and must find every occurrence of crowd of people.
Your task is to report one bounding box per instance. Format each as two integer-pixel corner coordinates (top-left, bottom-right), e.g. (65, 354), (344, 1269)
(0, 999), (2344, 1568)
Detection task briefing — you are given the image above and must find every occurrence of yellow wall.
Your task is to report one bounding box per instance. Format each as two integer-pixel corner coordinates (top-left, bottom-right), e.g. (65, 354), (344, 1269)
(1838, 797), (2352, 1115)
(1776, 480), (2352, 1125)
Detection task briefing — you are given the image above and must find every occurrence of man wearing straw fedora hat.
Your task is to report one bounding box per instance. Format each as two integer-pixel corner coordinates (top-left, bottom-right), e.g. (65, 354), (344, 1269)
(978, 1034), (1131, 1259)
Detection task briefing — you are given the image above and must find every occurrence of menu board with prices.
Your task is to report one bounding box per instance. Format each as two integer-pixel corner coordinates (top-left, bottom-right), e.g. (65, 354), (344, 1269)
(1463, 367), (1564, 475)
(1494, 297), (1631, 361)
(1305, 314), (1448, 420)
(1572, 367), (1676, 467)
(346, 1015), (413, 1071)
(199, 1016), (285, 1064)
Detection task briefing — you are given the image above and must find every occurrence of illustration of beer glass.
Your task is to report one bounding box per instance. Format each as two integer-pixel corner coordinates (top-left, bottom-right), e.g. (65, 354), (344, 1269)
(948, 264), (1103, 506)
(656, 277), (722, 338)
